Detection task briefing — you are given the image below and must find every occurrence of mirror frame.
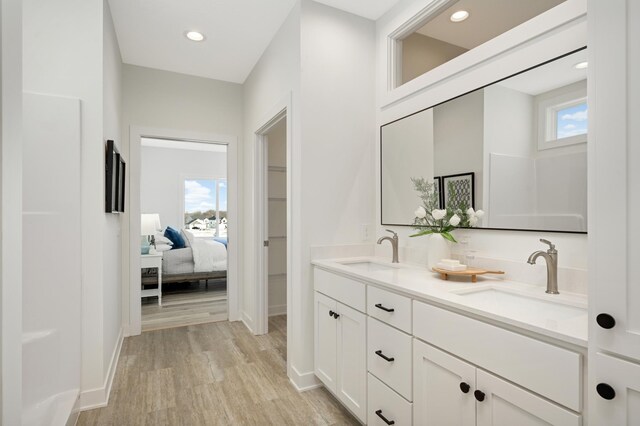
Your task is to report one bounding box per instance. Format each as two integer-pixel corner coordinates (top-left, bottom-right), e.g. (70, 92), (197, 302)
(380, 46), (588, 234)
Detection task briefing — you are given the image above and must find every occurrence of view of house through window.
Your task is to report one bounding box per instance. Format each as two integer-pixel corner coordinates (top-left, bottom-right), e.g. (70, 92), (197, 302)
(184, 178), (228, 237)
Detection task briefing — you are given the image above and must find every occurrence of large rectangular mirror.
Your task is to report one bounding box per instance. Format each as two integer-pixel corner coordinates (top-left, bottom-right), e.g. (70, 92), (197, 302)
(381, 48), (587, 233)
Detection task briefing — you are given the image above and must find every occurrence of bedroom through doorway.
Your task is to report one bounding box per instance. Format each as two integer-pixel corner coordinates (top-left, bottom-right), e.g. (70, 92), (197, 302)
(139, 137), (229, 331)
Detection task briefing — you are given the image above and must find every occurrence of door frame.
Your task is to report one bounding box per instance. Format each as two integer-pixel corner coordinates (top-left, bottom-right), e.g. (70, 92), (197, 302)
(126, 126), (240, 335)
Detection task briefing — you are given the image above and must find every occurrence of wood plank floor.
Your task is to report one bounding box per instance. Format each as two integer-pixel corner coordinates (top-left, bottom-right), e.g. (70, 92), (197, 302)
(78, 316), (358, 426)
(142, 281), (228, 332)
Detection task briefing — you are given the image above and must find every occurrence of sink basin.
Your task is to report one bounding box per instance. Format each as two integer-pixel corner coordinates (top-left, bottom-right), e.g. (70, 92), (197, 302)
(339, 261), (398, 272)
(453, 287), (586, 321)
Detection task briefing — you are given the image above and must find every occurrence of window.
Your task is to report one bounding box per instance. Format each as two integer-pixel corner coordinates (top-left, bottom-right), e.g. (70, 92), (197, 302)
(536, 83), (587, 151)
(183, 178), (227, 237)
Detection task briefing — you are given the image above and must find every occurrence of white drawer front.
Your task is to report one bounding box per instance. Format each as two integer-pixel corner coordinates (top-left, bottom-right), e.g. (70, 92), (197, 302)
(368, 373), (412, 426)
(413, 301), (582, 412)
(314, 268), (366, 312)
(368, 317), (413, 400)
(367, 285), (412, 333)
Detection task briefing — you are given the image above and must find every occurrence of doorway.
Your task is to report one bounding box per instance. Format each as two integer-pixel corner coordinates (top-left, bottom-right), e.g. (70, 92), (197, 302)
(127, 127), (239, 336)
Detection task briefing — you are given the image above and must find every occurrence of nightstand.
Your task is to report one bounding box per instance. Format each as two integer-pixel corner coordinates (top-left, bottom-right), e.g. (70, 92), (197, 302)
(141, 253), (163, 306)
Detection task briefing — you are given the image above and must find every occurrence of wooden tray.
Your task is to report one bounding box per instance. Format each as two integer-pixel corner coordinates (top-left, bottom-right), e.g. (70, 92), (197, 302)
(432, 267), (505, 283)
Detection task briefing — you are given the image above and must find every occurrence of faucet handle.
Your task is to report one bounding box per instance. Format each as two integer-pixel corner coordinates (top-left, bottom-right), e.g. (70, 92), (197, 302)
(385, 229), (398, 238)
(540, 239), (556, 251)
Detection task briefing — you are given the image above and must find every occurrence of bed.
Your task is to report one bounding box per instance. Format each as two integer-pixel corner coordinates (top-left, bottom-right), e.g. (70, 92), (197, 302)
(142, 233), (228, 285)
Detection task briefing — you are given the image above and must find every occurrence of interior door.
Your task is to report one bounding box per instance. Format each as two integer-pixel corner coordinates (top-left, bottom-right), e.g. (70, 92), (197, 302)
(336, 302), (367, 422)
(413, 339), (475, 426)
(314, 292), (337, 392)
(475, 369), (581, 426)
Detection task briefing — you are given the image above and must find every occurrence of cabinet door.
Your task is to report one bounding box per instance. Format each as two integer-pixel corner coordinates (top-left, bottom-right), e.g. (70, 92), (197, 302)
(476, 370), (581, 426)
(591, 352), (640, 425)
(336, 302), (367, 422)
(589, 0), (640, 361)
(413, 339), (475, 426)
(314, 292), (337, 392)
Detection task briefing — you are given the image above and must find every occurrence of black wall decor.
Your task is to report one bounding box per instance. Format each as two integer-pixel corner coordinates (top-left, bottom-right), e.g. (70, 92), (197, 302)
(105, 140), (126, 213)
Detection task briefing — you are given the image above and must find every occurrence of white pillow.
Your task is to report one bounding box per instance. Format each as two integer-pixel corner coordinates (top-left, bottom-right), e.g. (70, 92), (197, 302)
(155, 235), (173, 246)
(155, 243), (173, 252)
(182, 229), (195, 246)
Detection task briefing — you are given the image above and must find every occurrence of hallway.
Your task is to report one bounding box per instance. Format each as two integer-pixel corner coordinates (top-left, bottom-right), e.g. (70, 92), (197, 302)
(78, 316), (357, 425)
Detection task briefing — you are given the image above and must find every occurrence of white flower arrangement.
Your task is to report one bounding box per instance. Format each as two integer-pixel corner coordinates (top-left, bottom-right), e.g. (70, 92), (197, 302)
(410, 177), (484, 242)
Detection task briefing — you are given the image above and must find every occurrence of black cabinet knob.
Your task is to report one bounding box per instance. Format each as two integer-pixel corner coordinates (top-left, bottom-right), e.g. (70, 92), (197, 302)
(333, 312), (340, 319)
(459, 382), (470, 394)
(328, 310), (334, 317)
(474, 390), (485, 402)
(596, 383), (616, 400)
(375, 409), (395, 425)
(596, 313), (616, 329)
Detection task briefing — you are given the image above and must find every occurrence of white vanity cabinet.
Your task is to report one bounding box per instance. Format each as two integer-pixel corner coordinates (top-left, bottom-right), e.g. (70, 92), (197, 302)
(314, 270), (367, 422)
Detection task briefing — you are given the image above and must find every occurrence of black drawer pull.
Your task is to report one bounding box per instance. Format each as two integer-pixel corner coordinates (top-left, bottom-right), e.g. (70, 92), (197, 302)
(596, 313), (616, 329)
(375, 350), (395, 362)
(375, 409), (395, 425)
(459, 382), (470, 394)
(375, 303), (395, 313)
(596, 383), (616, 400)
(474, 390), (485, 402)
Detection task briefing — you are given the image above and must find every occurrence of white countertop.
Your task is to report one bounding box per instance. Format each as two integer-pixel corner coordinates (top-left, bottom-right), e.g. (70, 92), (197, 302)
(312, 257), (588, 348)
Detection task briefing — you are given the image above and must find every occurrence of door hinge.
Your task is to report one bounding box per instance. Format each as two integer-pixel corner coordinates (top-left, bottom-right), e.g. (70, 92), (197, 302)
(264, 240), (269, 247)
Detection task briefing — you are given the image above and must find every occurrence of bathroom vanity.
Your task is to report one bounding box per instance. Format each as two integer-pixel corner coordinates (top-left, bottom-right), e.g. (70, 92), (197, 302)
(312, 258), (587, 425)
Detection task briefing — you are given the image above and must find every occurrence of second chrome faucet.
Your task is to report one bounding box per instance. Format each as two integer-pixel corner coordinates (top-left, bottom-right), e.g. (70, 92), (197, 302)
(377, 229), (399, 263)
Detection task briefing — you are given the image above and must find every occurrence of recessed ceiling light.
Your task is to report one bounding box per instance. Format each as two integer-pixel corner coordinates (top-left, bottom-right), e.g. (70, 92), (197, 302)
(450, 10), (469, 22)
(574, 61), (588, 69)
(185, 31), (205, 42)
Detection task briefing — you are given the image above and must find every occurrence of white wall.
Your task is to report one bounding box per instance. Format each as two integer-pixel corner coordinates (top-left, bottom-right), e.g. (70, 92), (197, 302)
(375, 0), (588, 270)
(0, 0), (23, 422)
(23, 0), (123, 409)
(402, 32), (467, 84)
(141, 146), (227, 230)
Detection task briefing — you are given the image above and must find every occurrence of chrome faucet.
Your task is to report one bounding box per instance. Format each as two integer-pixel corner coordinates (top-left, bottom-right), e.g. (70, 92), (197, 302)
(527, 239), (559, 294)
(377, 229), (399, 263)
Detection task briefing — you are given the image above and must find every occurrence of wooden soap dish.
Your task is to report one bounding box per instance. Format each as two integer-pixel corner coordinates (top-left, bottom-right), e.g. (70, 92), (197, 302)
(432, 267), (505, 283)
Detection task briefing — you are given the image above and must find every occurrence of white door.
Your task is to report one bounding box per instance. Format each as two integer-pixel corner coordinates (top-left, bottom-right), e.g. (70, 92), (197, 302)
(591, 352), (640, 425)
(336, 301), (367, 422)
(588, 0), (640, 360)
(475, 369), (581, 426)
(413, 339), (475, 426)
(314, 292), (337, 392)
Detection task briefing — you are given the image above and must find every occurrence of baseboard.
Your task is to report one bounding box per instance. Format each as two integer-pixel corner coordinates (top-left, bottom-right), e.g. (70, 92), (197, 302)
(289, 365), (321, 392)
(268, 304), (287, 317)
(78, 327), (124, 411)
(241, 311), (255, 334)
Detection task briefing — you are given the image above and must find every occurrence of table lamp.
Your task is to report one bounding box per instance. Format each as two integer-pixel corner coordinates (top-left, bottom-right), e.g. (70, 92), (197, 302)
(141, 213), (161, 254)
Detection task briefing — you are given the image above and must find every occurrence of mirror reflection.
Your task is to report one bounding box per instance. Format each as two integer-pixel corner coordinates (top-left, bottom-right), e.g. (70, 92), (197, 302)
(382, 48), (587, 233)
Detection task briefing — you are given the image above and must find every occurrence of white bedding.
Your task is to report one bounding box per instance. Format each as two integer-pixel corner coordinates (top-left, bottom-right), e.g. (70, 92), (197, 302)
(191, 239), (227, 272)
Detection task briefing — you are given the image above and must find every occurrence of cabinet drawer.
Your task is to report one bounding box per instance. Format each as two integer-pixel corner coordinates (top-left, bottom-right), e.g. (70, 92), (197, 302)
(368, 373), (412, 426)
(413, 301), (582, 412)
(367, 286), (412, 333)
(314, 268), (365, 312)
(368, 317), (413, 400)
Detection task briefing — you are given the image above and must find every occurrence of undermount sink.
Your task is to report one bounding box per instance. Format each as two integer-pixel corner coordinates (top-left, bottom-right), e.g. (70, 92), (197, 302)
(339, 261), (398, 272)
(452, 287), (587, 321)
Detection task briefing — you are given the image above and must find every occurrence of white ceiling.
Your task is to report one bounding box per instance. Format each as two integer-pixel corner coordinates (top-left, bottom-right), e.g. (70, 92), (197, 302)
(416, 0), (565, 50)
(108, 0), (401, 84)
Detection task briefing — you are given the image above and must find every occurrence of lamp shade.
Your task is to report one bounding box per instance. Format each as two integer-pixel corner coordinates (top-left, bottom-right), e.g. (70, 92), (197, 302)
(141, 214), (161, 236)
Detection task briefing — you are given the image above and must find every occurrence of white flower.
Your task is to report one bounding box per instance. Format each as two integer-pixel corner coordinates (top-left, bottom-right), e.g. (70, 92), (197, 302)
(469, 216), (478, 226)
(432, 209), (446, 220)
(414, 206), (427, 219)
(449, 214), (461, 226)
(466, 207), (475, 216)
(475, 210), (485, 219)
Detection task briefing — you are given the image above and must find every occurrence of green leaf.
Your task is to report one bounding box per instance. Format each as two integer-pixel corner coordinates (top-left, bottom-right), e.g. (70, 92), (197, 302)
(410, 229), (435, 238)
(441, 232), (458, 243)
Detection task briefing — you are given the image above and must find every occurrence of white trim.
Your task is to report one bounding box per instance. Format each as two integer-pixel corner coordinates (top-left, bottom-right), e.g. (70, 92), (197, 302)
(78, 327), (124, 410)
(289, 365), (321, 392)
(127, 126), (241, 336)
(251, 92), (294, 385)
(268, 304), (287, 317)
(241, 311), (255, 334)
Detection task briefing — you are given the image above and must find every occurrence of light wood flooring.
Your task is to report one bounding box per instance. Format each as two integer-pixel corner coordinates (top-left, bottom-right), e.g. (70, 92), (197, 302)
(142, 281), (228, 332)
(78, 316), (358, 426)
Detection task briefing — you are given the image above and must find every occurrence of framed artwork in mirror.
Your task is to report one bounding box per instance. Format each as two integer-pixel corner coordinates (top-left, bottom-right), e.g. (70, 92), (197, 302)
(433, 176), (443, 209)
(442, 173), (475, 210)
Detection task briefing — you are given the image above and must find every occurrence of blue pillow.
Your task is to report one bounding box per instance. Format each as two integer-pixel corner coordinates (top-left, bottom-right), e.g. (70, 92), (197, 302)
(164, 226), (186, 249)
